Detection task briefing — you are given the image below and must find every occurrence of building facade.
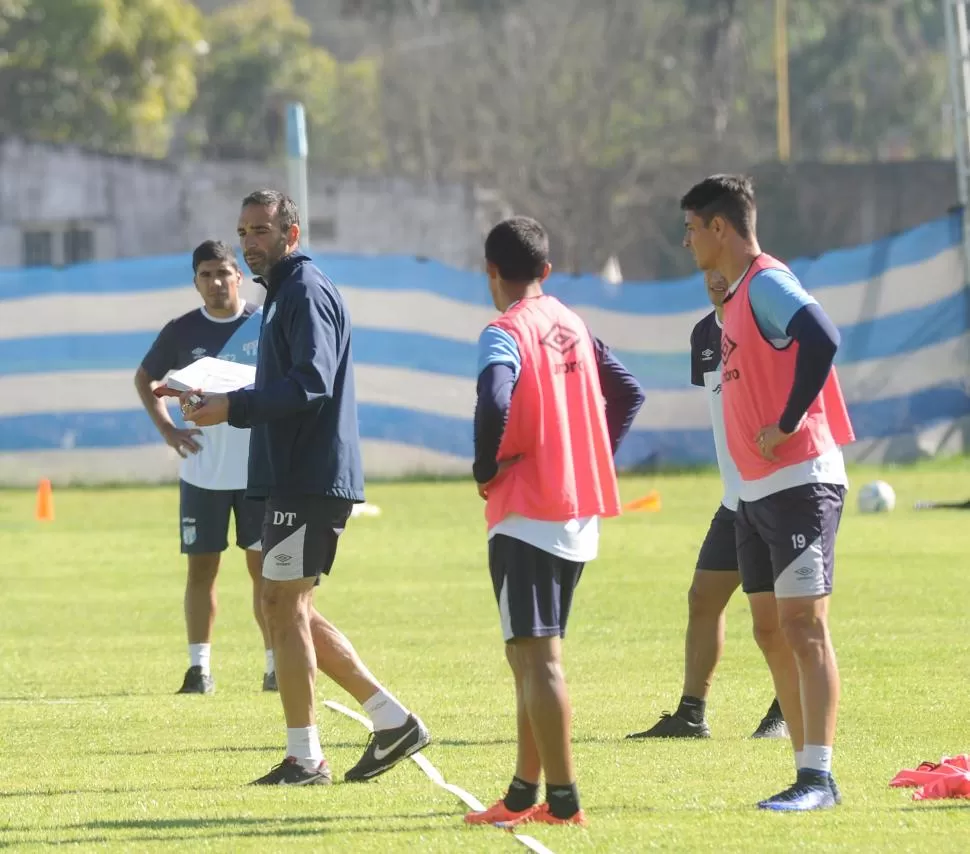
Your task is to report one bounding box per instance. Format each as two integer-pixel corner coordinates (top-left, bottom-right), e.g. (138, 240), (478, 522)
(0, 137), (498, 270)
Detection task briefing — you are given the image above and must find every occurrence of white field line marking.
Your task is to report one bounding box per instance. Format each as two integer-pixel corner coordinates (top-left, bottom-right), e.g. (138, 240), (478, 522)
(323, 700), (557, 854)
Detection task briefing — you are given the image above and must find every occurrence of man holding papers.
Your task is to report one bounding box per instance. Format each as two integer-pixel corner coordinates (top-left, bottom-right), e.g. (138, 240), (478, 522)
(134, 239), (274, 695)
(182, 190), (430, 787)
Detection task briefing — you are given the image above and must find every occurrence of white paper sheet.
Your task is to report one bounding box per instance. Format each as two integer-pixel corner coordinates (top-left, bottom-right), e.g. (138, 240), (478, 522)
(165, 357), (256, 394)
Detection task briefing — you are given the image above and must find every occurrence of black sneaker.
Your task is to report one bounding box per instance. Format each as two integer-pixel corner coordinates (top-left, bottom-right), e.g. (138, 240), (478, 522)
(344, 713), (431, 782)
(262, 671), (278, 692)
(626, 712), (711, 739)
(751, 714), (789, 739)
(176, 665), (214, 695)
(250, 756), (332, 786)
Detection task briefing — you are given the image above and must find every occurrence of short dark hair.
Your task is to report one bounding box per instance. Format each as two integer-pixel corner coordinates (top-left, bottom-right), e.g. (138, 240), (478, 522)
(679, 174), (756, 240)
(192, 239), (238, 273)
(484, 216), (549, 282)
(241, 189), (301, 233)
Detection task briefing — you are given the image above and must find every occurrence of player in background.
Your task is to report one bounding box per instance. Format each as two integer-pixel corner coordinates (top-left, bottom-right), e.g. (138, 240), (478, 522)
(680, 174), (854, 811)
(465, 216), (644, 828)
(627, 270), (786, 741)
(134, 240), (273, 695)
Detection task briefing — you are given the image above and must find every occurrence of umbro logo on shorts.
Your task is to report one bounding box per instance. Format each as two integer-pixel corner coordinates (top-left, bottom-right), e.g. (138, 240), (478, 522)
(274, 553), (293, 566)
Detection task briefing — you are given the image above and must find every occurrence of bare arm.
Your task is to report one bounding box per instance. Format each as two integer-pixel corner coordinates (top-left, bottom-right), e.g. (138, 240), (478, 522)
(134, 366), (202, 458)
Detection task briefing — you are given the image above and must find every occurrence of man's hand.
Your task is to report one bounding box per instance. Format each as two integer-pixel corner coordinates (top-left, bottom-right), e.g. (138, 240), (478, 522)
(180, 390), (230, 428)
(476, 456), (522, 500)
(162, 424), (203, 458)
(754, 423), (790, 461)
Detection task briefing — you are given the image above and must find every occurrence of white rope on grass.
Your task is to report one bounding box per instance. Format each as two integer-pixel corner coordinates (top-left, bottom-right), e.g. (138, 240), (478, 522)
(323, 699), (557, 854)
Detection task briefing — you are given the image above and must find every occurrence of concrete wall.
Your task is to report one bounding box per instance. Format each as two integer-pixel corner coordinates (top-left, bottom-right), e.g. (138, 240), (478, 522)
(0, 138), (484, 269)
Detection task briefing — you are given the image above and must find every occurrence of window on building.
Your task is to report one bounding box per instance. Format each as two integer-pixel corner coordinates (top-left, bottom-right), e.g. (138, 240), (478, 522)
(23, 230), (53, 267)
(64, 228), (95, 264)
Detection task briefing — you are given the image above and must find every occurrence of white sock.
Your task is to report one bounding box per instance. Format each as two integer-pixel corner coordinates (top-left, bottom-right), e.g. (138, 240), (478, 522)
(287, 726), (324, 772)
(189, 643), (211, 676)
(363, 688), (410, 731)
(264, 649), (275, 675)
(801, 744), (833, 774)
(795, 750), (804, 773)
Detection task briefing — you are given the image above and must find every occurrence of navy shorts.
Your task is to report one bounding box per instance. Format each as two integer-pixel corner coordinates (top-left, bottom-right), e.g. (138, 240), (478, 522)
(695, 504), (739, 572)
(179, 480), (263, 555)
(736, 483), (846, 598)
(488, 534), (584, 643)
(261, 495), (353, 583)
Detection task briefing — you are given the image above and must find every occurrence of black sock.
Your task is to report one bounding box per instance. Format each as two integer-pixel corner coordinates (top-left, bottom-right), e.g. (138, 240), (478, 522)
(766, 697), (783, 720)
(503, 776), (539, 812)
(676, 694), (706, 724)
(546, 782), (581, 820)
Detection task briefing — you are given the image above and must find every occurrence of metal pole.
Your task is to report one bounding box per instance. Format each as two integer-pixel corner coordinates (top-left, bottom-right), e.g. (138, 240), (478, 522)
(942, 0), (970, 449)
(775, 0), (791, 162)
(286, 102), (310, 250)
(945, 3), (970, 248)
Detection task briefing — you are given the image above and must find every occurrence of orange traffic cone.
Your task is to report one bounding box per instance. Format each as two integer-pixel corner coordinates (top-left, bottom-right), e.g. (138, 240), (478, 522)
(623, 489), (661, 513)
(35, 478), (54, 522)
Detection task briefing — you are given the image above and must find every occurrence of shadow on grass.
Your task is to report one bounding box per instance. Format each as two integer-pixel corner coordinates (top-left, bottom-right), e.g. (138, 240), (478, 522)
(433, 733), (662, 748)
(0, 693), (159, 703)
(897, 801), (970, 811)
(0, 784), (234, 800)
(94, 743), (365, 757)
(0, 813), (460, 846)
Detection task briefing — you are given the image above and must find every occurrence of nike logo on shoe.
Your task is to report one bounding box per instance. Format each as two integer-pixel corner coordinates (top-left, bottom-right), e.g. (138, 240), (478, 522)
(373, 725), (418, 761)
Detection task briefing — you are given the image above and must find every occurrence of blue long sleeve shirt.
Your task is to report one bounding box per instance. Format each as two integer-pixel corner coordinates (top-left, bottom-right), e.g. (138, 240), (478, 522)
(473, 325), (645, 484)
(746, 268), (841, 434)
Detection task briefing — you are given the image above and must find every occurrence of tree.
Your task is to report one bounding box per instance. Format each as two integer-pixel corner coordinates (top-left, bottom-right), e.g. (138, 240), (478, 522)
(189, 0), (385, 171)
(374, 0), (719, 272)
(0, 0), (202, 157)
(785, 0), (947, 161)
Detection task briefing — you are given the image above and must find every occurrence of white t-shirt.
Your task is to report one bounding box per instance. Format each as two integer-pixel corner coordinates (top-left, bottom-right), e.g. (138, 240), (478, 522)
(140, 303), (262, 492)
(690, 310), (741, 511)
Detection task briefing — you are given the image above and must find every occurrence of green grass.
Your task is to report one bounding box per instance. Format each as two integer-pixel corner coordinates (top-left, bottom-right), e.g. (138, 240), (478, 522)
(2, 461), (970, 852)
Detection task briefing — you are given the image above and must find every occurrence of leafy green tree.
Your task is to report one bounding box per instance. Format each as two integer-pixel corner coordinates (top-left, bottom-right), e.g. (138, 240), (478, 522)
(0, 0), (202, 156)
(189, 0), (385, 171)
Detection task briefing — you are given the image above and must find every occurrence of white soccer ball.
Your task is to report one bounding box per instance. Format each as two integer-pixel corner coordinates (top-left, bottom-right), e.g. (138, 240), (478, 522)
(857, 480), (896, 514)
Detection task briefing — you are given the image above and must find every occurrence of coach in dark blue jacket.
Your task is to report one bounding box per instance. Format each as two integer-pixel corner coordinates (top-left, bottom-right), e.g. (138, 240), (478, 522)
(227, 249), (364, 502)
(182, 189), (429, 787)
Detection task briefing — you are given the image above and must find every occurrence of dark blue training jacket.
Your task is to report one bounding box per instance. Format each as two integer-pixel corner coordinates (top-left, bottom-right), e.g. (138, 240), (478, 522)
(227, 252), (365, 502)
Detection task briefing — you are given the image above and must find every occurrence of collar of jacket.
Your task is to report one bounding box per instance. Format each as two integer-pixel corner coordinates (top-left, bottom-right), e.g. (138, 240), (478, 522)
(256, 251), (311, 294)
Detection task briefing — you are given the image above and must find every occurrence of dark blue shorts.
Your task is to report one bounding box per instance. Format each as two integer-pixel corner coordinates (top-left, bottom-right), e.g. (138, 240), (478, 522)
(261, 495), (353, 583)
(488, 534), (584, 642)
(179, 480), (263, 555)
(736, 483), (845, 597)
(695, 504), (739, 572)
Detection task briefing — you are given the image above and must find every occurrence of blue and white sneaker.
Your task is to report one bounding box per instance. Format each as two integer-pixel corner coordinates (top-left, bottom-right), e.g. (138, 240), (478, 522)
(758, 770), (838, 811)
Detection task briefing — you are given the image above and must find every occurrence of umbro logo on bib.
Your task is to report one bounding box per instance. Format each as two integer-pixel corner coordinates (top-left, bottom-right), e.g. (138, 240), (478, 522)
(541, 322), (580, 355)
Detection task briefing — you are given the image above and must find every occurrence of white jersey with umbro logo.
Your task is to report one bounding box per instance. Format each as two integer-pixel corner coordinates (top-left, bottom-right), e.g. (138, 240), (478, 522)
(140, 303), (263, 492)
(690, 310), (742, 512)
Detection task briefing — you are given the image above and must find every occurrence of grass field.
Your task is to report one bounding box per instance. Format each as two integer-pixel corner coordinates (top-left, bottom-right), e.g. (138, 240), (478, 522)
(2, 460), (970, 853)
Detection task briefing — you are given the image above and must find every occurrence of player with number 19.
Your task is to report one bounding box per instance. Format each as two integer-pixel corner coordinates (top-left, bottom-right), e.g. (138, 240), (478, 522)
(681, 174), (855, 812)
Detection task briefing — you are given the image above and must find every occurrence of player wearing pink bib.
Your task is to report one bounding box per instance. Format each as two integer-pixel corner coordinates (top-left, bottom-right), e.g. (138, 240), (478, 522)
(680, 175), (854, 812)
(464, 217), (644, 828)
